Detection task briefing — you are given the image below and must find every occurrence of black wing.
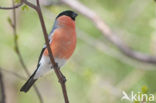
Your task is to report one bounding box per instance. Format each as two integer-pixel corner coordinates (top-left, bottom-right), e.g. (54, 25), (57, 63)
(37, 31), (53, 66)
(36, 47), (46, 68)
(37, 47), (46, 64)
(36, 20), (58, 67)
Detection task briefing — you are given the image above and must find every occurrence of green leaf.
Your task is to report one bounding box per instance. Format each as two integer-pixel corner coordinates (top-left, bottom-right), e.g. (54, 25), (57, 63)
(7, 17), (13, 26)
(22, 5), (29, 11)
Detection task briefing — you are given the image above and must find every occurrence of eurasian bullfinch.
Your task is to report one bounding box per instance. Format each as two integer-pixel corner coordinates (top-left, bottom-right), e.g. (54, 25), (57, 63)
(20, 10), (78, 92)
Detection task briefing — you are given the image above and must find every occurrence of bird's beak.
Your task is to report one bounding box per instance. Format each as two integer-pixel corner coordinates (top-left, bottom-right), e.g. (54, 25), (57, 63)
(72, 12), (78, 18)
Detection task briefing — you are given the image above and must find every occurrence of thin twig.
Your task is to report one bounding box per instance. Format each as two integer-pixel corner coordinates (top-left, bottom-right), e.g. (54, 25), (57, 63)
(0, 69), (6, 103)
(77, 30), (155, 71)
(23, 0), (69, 102)
(22, 0), (37, 10)
(39, 0), (62, 6)
(12, 0), (30, 75)
(11, 1), (43, 103)
(0, 1), (23, 10)
(0, 0), (69, 102)
(61, 0), (156, 64)
(0, 67), (42, 103)
(0, 68), (26, 80)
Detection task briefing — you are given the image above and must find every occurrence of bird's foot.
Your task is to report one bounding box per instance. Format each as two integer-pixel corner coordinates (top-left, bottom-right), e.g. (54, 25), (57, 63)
(58, 71), (67, 83)
(61, 74), (66, 83)
(53, 63), (58, 69)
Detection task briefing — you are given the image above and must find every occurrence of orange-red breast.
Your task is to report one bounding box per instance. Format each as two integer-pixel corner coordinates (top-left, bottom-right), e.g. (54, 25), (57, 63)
(20, 10), (78, 92)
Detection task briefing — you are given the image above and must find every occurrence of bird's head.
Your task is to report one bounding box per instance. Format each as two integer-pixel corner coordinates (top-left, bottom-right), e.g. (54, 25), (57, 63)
(55, 10), (78, 28)
(56, 10), (78, 21)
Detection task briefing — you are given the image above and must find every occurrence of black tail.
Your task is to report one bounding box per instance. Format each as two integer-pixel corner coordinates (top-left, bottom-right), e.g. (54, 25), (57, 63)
(20, 74), (37, 92)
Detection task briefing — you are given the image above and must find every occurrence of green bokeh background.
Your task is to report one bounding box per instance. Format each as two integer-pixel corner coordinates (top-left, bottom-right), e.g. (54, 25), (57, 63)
(0, 0), (156, 103)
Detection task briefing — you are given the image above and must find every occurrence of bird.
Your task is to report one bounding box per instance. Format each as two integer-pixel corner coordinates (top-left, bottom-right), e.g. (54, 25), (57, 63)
(20, 10), (78, 92)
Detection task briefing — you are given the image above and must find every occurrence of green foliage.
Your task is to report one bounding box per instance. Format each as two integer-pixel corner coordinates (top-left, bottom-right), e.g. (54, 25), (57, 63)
(22, 5), (29, 11)
(7, 17), (13, 27)
(0, 0), (156, 103)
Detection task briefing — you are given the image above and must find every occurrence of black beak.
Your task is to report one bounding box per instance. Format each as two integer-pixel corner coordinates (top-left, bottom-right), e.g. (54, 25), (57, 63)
(72, 12), (78, 18)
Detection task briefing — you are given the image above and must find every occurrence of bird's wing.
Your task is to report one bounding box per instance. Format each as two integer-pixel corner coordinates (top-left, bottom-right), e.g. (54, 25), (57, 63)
(36, 20), (59, 67)
(37, 47), (46, 65)
(48, 20), (58, 43)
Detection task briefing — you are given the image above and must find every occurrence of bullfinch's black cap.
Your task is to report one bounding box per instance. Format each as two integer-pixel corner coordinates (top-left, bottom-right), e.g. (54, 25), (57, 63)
(56, 10), (78, 21)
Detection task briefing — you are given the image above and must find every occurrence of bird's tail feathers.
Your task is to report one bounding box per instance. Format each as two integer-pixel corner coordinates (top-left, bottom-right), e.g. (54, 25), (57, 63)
(20, 73), (37, 92)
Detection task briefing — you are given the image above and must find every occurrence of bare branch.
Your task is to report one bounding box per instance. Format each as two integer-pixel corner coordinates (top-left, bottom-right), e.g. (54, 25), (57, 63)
(39, 0), (62, 6)
(78, 30), (155, 71)
(61, 0), (156, 64)
(1, 0), (69, 102)
(12, 0), (30, 75)
(33, 85), (43, 103)
(36, 0), (40, 6)
(0, 2), (23, 10)
(0, 68), (26, 80)
(22, 0), (69, 103)
(0, 69), (6, 103)
(0, 67), (43, 103)
(22, 0), (37, 10)
(10, 1), (44, 103)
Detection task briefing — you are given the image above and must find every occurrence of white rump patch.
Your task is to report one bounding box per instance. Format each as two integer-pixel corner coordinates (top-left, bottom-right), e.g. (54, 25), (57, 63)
(33, 56), (66, 79)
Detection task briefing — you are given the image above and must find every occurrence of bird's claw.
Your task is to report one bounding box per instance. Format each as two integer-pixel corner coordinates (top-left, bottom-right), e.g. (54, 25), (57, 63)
(58, 73), (67, 83)
(62, 75), (66, 83)
(53, 63), (58, 69)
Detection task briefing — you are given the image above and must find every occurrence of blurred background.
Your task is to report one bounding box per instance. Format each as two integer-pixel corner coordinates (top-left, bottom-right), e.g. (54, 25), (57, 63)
(0, 0), (156, 103)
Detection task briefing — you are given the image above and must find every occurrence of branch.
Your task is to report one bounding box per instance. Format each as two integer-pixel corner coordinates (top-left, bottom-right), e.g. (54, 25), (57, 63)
(39, 0), (63, 6)
(22, 0), (37, 10)
(1, 0), (69, 102)
(12, 0), (30, 75)
(10, 1), (44, 103)
(78, 30), (155, 71)
(0, 68), (26, 80)
(0, 67), (43, 103)
(61, 0), (156, 64)
(0, 69), (6, 103)
(0, 2), (23, 10)
(22, 0), (69, 103)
